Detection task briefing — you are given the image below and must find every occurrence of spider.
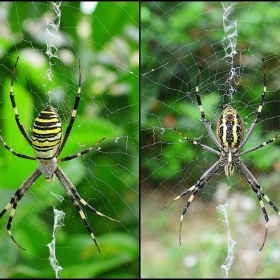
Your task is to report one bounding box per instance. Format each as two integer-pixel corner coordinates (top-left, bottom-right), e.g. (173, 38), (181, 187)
(0, 56), (119, 253)
(161, 58), (280, 251)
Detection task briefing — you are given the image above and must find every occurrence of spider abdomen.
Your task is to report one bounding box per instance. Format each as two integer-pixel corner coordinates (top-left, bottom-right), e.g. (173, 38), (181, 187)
(216, 105), (244, 149)
(31, 106), (62, 160)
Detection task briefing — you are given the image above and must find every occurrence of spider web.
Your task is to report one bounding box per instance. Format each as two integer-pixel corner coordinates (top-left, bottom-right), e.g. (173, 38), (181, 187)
(141, 2), (280, 278)
(0, 2), (139, 278)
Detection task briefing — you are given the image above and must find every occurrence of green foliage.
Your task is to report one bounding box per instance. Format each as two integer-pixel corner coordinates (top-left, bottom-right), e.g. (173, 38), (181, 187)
(141, 1), (280, 183)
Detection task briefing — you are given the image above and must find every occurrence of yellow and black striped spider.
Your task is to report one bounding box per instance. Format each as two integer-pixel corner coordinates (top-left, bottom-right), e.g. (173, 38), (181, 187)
(162, 58), (280, 251)
(0, 57), (119, 253)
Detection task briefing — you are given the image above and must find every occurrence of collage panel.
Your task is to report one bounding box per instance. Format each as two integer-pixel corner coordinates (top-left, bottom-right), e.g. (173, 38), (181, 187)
(141, 2), (280, 278)
(0, 2), (139, 278)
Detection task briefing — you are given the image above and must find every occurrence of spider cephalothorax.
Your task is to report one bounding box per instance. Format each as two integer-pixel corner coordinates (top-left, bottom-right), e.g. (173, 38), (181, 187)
(0, 57), (119, 253)
(162, 59), (280, 251)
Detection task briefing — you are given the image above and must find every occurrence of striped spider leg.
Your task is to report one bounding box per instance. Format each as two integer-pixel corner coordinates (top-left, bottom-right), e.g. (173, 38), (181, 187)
(162, 58), (280, 250)
(0, 57), (119, 253)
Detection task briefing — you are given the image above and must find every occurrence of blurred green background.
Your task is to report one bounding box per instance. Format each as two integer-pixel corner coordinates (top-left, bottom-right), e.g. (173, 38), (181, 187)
(0, 2), (139, 278)
(141, 2), (280, 278)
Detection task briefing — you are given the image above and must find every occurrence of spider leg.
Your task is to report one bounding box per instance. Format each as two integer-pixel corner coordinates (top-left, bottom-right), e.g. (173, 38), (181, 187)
(58, 137), (105, 162)
(55, 167), (119, 222)
(9, 56), (33, 147)
(244, 182), (268, 251)
(160, 187), (194, 211)
(56, 58), (82, 156)
(194, 62), (222, 148)
(240, 133), (280, 156)
(0, 169), (42, 250)
(237, 161), (280, 251)
(55, 167), (109, 253)
(239, 58), (266, 150)
(0, 135), (36, 160)
(161, 160), (222, 245)
(174, 128), (220, 155)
